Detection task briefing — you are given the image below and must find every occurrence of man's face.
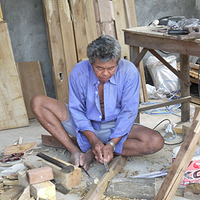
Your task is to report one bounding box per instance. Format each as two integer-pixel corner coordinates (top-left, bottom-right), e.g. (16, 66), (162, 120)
(92, 58), (118, 83)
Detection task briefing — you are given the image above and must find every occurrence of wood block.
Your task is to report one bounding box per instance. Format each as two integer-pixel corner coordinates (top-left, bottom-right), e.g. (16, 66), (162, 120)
(18, 171), (29, 188)
(42, 158), (81, 188)
(1, 185), (24, 200)
(0, 21), (29, 130)
(30, 181), (56, 200)
(41, 134), (65, 149)
(17, 61), (47, 119)
(105, 178), (155, 199)
(27, 166), (53, 184)
(19, 169), (56, 199)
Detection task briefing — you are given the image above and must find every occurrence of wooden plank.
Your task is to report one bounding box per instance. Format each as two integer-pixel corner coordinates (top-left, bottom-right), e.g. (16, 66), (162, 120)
(112, 0), (130, 60)
(155, 111), (200, 200)
(0, 21), (29, 130)
(98, 21), (116, 38)
(84, 0), (98, 43)
(17, 61), (46, 119)
(69, 0), (88, 61)
(57, 0), (77, 89)
(97, 0), (112, 23)
(4, 142), (36, 155)
(124, 0), (137, 28)
(41, 134), (65, 149)
(43, 0), (69, 103)
(0, 2), (3, 21)
(180, 54), (190, 122)
(83, 156), (127, 200)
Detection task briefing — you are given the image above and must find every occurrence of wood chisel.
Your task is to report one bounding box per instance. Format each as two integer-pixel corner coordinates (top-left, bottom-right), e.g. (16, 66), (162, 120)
(104, 161), (110, 172)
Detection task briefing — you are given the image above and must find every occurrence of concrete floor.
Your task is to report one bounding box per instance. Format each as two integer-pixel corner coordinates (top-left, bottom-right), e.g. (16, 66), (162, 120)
(0, 102), (196, 200)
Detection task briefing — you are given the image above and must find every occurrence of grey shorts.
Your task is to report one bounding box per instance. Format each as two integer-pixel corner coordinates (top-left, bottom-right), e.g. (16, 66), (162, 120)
(61, 104), (115, 143)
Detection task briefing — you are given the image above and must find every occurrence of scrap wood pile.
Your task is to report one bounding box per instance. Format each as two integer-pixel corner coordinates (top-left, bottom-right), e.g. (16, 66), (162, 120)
(177, 62), (200, 84)
(0, 136), (129, 200)
(0, 139), (83, 200)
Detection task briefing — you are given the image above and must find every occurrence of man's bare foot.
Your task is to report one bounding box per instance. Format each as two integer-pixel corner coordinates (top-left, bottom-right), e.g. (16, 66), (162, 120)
(79, 149), (95, 171)
(70, 149), (94, 171)
(71, 151), (82, 167)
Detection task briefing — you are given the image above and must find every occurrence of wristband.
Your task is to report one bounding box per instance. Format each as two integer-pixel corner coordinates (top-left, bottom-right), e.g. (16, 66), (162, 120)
(107, 141), (116, 152)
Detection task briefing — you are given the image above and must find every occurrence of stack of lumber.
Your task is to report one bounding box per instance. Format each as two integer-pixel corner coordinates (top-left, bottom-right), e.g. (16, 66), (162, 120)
(177, 62), (200, 84)
(42, 0), (147, 103)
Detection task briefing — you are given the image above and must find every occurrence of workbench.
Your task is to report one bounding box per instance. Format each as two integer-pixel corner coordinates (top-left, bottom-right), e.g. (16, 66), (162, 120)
(123, 26), (200, 122)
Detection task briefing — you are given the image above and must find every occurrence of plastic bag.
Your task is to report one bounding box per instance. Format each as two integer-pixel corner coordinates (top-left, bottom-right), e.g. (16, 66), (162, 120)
(146, 55), (180, 94)
(146, 84), (167, 99)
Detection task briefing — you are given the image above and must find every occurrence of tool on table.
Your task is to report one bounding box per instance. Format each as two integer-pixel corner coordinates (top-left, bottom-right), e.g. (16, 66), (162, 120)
(24, 161), (70, 195)
(36, 152), (74, 173)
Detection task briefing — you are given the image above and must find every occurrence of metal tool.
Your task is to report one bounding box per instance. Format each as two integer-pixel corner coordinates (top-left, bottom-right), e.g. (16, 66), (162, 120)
(104, 161), (110, 172)
(131, 169), (169, 179)
(36, 152), (74, 173)
(80, 166), (91, 177)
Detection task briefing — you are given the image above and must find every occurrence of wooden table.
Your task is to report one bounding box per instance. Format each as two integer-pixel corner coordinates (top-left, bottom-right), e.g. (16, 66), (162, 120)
(123, 26), (200, 122)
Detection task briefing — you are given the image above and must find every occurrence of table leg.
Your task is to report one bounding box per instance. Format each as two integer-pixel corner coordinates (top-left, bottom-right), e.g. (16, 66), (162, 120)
(180, 54), (190, 122)
(130, 46), (148, 102)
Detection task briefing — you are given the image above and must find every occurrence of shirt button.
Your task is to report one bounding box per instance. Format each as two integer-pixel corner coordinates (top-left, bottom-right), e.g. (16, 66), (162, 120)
(97, 81), (100, 84)
(95, 91), (98, 94)
(99, 116), (102, 119)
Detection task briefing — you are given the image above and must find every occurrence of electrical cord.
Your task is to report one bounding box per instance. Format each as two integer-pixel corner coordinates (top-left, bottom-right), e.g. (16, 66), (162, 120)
(152, 118), (184, 145)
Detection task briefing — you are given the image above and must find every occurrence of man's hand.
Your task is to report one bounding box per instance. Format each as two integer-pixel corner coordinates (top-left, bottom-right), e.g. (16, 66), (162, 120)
(102, 144), (114, 163)
(91, 140), (105, 163)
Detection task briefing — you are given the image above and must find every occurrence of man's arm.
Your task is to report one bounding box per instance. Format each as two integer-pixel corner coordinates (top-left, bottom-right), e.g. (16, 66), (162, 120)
(108, 63), (140, 154)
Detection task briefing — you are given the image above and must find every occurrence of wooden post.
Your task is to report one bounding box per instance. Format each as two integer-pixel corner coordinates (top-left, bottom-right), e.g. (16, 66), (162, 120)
(180, 54), (190, 122)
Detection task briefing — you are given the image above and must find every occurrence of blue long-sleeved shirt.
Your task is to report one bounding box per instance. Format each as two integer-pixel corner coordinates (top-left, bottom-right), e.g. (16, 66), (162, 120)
(68, 59), (140, 154)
